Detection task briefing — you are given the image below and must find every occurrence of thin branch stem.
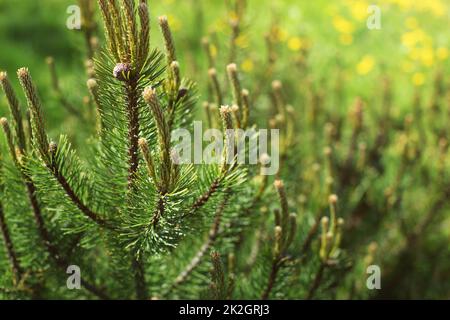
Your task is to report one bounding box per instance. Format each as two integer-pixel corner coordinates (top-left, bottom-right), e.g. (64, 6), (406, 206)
(0, 201), (23, 283)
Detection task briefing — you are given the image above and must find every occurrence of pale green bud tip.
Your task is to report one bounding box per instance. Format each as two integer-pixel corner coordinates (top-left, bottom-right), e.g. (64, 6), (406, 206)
(45, 56), (54, 65)
(171, 61), (179, 69)
(368, 241), (378, 252)
(326, 232), (333, 241)
(321, 216), (329, 227)
(142, 86), (157, 103)
(227, 63), (237, 73)
(329, 194), (338, 204)
(17, 67), (29, 79)
(231, 104), (239, 112)
(272, 80), (282, 90)
(158, 15), (168, 25)
(274, 179), (284, 189)
(0, 117), (8, 126)
(242, 89), (249, 96)
(49, 141), (57, 153)
(87, 78), (97, 90)
(85, 59), (94, 69)
(337, 218), (344, 226)
(0, 71), (7, 81)
(274, 225), (282, 234)
(220, 105), (231, 115)
(208, 68), (217, 76)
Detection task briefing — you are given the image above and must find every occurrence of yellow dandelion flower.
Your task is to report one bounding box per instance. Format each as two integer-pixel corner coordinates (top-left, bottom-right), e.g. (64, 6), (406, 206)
(356, 55), (375, 75)
(339, 33), (353, 45)
(402, 29), (427, 48)
(436, 47), (449, 61)
(350, 1), (369, 22)
(241, 59), (254, 73)
(273, 26), (288, 43)
(332, 16), (354, 34)
(288, 37), (302, 51)
(412, 72), (425, 86)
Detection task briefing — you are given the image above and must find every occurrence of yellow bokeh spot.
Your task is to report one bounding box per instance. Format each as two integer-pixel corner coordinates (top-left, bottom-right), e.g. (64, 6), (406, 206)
(210, 44), (218, 58)
(228, 11), (239, 21)
(273, 26), (288, 43)
(412, 72), (425, 86)
(332, 16), (354, 34)
(339, 33), (353, 45)
(350, 1), (369, 21)
(288, 37), (302, 51)
(436, 47), (449, 61)
(420, 47), (434, 67)
(235, 35), (249, 48)
(241, 59), (254, 73)
(356, 55), (376, 75)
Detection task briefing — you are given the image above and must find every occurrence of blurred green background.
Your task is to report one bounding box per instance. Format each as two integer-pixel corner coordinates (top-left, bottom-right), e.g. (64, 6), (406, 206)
(1, 0), (449, 129)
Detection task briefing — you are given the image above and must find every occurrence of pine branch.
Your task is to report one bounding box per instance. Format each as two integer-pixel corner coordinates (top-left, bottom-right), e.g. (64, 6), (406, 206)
(305, 262), (326, 300)
(48, 142), (112, 229)
(25, 171), (109, 299)
(0, 72), (26, 151)
(164, 193), (229, 297)
(0, 200), (23, 283)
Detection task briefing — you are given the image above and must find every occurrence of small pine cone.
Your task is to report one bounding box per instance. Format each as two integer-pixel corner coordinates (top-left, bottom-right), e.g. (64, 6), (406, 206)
(113, 63), (132, 81)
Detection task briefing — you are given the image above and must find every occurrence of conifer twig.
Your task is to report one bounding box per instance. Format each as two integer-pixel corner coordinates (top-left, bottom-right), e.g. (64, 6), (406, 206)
(164, 193), (230, 297)
(17, 68), (110, 229)
(0, 72), (26, 150)
(0, 201), (23, 283)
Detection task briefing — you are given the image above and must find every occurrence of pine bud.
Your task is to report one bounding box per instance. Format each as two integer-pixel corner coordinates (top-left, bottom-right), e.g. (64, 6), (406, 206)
(230, 104), (241, 128)
(329, 194), (338, 204)
(227, 63), (242, 109)
(113, 63), (133, 81)
(87, 78), (97, 90)
(0, 71), (26, 150)
(17, 67), (49, 159)
(159, 15), (176, 64)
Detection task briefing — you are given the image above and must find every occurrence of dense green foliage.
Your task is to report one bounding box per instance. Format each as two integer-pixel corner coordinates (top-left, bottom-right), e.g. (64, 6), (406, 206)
(0, 0), (449, 299)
